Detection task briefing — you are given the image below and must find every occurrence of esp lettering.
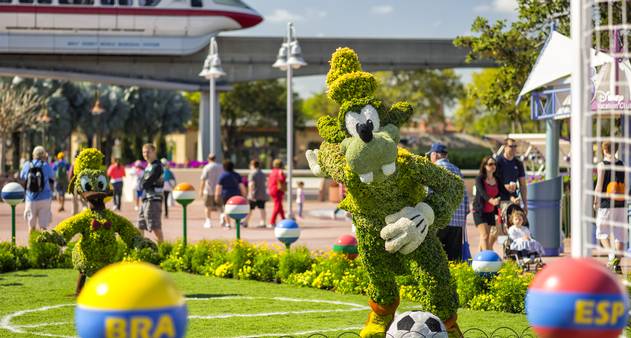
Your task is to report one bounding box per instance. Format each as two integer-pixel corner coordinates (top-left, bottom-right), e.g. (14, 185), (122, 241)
(105, 314), (176, 338)
(574, 299), (625, 326)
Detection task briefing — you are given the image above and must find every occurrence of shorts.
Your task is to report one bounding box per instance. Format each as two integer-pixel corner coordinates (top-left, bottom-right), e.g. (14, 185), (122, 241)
(203, 194), (219, 208)
(596, 208), (627, 243)
(24, 199), (52, 230)
(136, 190), (143, 198)
(249, 200), (265, 210)
(55, 183), (67, 195)
(473, 211), (496, 226)
(137, 199), (162, 231)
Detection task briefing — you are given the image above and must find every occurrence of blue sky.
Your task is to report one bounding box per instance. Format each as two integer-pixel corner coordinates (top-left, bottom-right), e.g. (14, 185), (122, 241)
(226, 0), (518, 100)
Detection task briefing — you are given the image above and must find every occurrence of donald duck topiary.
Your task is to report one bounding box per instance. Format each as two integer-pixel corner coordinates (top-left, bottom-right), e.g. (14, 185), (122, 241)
(39, 148), (154, 295)
(306, 48), (464, 337)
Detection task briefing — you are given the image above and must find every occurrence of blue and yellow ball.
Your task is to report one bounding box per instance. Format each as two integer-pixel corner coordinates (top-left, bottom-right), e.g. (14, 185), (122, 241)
(75, 262), (187, 338)
(526, 257), (629, 338)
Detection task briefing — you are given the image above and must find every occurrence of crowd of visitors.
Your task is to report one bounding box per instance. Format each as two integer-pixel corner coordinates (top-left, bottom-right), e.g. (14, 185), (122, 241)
(17, 136), (603, 269)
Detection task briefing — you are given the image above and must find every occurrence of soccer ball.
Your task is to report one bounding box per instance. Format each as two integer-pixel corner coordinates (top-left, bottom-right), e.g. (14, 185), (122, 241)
(386, 311), (447, 338)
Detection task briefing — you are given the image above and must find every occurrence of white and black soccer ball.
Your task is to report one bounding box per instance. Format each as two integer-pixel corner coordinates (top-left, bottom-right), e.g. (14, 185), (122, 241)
(386, 311), (447, 338)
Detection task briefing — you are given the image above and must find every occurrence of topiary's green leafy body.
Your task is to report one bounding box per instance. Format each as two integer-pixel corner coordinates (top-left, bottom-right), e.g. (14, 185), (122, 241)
(56, 209), (141, 275)
(49, 148), (150, 276)
(312, 47), (464, 321)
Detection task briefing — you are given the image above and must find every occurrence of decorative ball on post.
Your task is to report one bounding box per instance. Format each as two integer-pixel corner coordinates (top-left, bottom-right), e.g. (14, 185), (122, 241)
(471, 250), (502, 277)
(333, 234), (358, 260)
(224, 196), (249, 240)
(274, 219), (300, 249)
(526, 258), (629, 338)
(2, 182), (25, 245)
(75, 262), (188, 338)
(172, 183), (195, 246)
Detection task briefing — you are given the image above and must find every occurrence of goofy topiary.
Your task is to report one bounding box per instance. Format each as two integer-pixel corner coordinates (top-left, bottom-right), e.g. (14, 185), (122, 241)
(305, 48), (464, 337)
(39, 148), (154, 295)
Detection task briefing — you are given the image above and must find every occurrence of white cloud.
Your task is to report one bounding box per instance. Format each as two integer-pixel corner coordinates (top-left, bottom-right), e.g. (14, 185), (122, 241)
(371, 5), (393, 15)
(305, 8), (327, 18)
(266, 9), (304, 23)
(474, 0), (517, 14)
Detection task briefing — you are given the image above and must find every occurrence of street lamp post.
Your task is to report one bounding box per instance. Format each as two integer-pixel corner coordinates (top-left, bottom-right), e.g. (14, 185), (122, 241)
(91, 91), (105, 150)
(273, 22), (307, 219)
(199, 37), (226, 161)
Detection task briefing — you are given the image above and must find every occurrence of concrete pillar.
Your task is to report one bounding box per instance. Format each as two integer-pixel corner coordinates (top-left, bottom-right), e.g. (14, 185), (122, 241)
(211, 91), (223, 162)
(197, 91), (210, 161)
(545, 118), (560, 179)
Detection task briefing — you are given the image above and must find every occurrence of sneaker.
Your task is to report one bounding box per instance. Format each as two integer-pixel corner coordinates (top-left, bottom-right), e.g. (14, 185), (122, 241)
(203, 219), (212, 229)
(266, 224), (274, 229)
(241, 221), (248, 228)
(607, 257), (621, 274)
(256, 223), (266, 228)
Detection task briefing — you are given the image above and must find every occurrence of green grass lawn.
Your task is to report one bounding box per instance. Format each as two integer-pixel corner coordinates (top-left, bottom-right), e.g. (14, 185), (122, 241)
(0, 269), (531, 337)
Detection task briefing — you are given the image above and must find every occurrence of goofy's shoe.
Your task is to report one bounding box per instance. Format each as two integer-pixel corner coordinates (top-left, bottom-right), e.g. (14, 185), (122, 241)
(359, 298), (399, 338)
(444, 313), (463, 338)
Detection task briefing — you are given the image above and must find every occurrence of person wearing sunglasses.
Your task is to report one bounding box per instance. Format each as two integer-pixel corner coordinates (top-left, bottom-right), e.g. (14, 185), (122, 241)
(473, 156), (511, 251)
(496, 138), (528, 217)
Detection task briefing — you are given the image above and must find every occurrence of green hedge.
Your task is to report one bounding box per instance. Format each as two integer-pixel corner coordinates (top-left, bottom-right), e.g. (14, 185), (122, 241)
(0, 238), (533, 314)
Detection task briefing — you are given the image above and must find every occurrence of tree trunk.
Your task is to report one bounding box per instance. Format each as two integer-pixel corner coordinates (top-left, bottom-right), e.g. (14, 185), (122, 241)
(12, 132), (20, 173)
(0, 135), (6, 176)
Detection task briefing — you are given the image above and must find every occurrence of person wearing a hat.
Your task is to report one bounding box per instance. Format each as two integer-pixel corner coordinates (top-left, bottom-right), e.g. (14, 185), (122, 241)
(52, 151), (70, 212)
(427, 143), (469, 261)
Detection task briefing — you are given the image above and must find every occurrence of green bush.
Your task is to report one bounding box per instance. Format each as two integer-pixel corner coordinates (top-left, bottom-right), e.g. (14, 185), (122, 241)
(0, 237), (534, 315)
(277, 246), (315, 280)
(0, 242), (17, 272)
(251, 244), (280, 282)
(28, 231), (66, 269)
(450, 261), (485, 307)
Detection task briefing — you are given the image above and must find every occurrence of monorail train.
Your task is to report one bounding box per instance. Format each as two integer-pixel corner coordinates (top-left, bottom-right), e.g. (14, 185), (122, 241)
(0, 0), (262, 54)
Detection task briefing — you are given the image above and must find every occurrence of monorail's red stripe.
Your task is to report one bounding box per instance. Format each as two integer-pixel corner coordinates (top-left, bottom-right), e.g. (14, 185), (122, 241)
(0, 5), (262, 28)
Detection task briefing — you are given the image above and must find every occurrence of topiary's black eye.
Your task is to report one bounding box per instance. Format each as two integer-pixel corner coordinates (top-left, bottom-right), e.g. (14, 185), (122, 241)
(97, 175), (107, 191)
(80, 176), (92, 192)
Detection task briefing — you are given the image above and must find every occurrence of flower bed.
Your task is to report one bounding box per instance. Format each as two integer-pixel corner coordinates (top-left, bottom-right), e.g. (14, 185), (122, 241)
(0, 235), (535, 314)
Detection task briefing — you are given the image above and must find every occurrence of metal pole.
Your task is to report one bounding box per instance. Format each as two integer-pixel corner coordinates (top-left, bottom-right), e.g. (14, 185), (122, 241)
(11, 205), (16, 245)
(182, 206), (187, 247)
(570, 0), (586, 258)
(286, 24), (294, 219)
(209, 77), (215, 158)
(545, 119), (560, 179)
(236, 219), (241, 240)
(287, 60), (294, 219)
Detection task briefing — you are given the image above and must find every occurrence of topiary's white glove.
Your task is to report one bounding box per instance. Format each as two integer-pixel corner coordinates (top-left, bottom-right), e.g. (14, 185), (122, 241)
(305, 149), (325, 177)
(380, 202), (434, 255)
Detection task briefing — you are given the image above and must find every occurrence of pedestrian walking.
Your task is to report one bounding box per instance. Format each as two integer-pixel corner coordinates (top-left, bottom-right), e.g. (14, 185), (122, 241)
(200, 153), (223, 228)
(106, 157), (126, 211)
(244, 159), (268, 228)
(52, 152), (70, 212)
(20, 146), (54, 233)
(161, 158), (176, 219)
(137, 144), (164, 243)
(215, 160), (246, 228)
(594, 141), (627, 274)
(427, 143), (469, 261)
(267, 159), (286, 227)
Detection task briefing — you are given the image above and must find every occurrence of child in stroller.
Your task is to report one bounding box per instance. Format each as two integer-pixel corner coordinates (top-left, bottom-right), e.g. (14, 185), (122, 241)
(502, 205), (546, 272)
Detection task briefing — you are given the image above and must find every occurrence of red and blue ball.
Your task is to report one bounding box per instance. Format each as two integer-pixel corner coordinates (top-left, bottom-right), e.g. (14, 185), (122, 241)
(526, 257), (629, 338)
(224, 196), (249, 220)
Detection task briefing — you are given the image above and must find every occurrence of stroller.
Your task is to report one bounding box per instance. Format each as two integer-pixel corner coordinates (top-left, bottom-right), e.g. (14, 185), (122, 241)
(499, 204), (546, 273)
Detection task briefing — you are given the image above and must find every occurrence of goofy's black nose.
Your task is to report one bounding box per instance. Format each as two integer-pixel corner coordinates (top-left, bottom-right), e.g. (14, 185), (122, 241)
(356, 120), (374, 143)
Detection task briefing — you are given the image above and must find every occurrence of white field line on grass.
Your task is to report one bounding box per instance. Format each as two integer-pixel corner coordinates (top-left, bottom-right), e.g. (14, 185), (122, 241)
(0, 297), (368, 337)
(0, 304), (76, 338)
(236, 326), (364, 338)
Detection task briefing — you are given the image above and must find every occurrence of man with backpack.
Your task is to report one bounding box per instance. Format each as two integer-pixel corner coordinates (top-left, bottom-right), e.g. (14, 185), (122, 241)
(52, 152), (70, 212)
(20, 146), (54, 233)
